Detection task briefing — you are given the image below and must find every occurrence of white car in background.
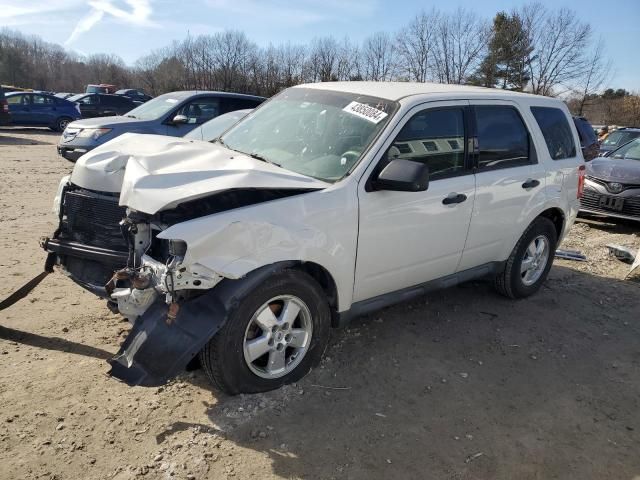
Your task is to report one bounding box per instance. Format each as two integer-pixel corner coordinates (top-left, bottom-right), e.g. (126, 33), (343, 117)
(43, 82), (584, 394)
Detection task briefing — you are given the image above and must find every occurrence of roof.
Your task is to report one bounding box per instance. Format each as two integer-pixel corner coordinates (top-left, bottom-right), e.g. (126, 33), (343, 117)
(157, 91), (266, 101)
(296, 81), (554, 103)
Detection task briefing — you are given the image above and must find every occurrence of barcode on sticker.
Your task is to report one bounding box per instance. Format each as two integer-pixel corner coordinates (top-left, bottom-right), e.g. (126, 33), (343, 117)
(343, 101), (388, 124)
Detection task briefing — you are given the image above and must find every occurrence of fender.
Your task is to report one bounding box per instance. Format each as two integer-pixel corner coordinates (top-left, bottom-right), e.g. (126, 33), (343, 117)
(108, 262), (296, 386)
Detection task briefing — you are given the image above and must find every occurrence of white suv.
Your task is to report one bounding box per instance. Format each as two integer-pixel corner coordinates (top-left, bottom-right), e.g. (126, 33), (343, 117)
(43, 82), (585, 394)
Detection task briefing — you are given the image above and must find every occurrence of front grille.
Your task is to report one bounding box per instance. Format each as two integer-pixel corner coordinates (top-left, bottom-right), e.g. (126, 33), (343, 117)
(586, 175), (640, 192)
(581, 187), (640, 218)
(60, 189), (128, 251)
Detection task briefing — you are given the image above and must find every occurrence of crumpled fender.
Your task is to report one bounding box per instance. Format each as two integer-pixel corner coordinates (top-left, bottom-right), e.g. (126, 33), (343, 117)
(157, 187), (358, 311)
(108, 262), (295, 386)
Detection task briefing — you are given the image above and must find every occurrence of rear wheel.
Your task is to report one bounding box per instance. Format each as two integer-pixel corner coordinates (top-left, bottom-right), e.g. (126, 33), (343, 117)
(200, 269), (331, 394)
(51, 116), (72, 132)
(494, 217), (557, 299)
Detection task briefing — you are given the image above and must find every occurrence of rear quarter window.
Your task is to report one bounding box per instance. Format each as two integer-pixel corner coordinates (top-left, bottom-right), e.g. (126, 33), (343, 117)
(531, 107), (577, 160)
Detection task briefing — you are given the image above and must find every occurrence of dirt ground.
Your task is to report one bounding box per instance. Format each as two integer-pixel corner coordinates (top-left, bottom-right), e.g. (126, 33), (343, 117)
(1, 127), (639, 480)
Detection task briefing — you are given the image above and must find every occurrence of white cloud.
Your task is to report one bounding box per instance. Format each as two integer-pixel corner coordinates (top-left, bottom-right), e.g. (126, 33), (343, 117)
(64, 0), (156, 46)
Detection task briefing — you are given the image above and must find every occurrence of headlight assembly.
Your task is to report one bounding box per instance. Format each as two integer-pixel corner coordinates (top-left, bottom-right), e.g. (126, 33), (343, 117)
(76, 128), (112, 140)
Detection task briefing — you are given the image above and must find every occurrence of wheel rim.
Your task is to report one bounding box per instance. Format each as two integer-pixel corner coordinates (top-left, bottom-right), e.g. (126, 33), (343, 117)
(59, 119), (69, 130)
(520, 235), (550, 286)
(243, 295), (313, 379)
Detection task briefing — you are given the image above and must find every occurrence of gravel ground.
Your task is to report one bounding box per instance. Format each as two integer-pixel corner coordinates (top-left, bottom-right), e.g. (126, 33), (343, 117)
(1, 127), (639, 480)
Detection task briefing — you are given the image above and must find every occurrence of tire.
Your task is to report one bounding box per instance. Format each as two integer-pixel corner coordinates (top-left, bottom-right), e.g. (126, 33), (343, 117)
(52, 117), (72, 132)
(200, 269), (331, 395)
(494, 217), (557, 299)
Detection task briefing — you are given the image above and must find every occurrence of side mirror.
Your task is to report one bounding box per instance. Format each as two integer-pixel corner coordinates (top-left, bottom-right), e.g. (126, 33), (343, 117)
(172, 114), (188, 124)
(373, 159), (430, 192)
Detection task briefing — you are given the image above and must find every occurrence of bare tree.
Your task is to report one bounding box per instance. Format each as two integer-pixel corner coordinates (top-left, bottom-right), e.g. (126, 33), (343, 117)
(432, 8), (489, 84)
(573, 38), (613, 114)
(395, 10), (438, 82)
(361, 32), (396, 81)
(520, 5), (592, 96)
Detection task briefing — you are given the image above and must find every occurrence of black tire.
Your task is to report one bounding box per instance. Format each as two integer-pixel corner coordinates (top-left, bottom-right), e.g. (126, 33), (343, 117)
(199, 269), (331, 395)
(494, 216), (557, 299)
(51, 117), (72, 132)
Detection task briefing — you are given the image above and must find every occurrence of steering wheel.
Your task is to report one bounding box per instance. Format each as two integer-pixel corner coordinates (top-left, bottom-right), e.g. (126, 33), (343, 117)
(340, 150), (361, 167)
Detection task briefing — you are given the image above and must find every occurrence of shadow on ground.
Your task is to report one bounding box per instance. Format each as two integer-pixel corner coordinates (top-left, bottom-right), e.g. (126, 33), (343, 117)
(0, 325), (113, 360)
(0, 127), (59, 145)
(162, 265), (640, 479)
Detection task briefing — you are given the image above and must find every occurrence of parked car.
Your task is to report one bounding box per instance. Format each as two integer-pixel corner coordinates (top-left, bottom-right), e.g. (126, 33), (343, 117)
(67, 93), (136, 119)
(573, 116), (599, 161)
(599, 127), (640, 155)
(0, 86), (11, 126)
(184, 108), (252, 141)
(43, 82), (583, 394)
(115, 89), (153, 104)
(5, 92), (80, 131)
(57, 91), (265, 162)
(86, 84), (117, 94)
(580, 137), (640, 222)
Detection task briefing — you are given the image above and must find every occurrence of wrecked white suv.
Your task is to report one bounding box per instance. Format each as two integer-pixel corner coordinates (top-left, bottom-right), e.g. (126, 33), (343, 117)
(42, 82), (585, 394)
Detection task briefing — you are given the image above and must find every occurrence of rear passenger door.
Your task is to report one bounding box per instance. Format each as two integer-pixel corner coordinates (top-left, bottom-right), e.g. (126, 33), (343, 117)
(458, 101), (547, 271)
(30, 94), (56, 125)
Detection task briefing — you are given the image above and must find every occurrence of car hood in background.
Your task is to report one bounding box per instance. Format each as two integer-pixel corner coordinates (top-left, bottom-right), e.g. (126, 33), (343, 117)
(66, 115), (150, 130)
(70, 133), (330, 214)
(586, 157), (640, 182)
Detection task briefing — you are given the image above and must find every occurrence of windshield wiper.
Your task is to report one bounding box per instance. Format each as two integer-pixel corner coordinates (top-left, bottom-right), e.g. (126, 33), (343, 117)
(125, 114), (137, 119)
(247, 152), (281, 168)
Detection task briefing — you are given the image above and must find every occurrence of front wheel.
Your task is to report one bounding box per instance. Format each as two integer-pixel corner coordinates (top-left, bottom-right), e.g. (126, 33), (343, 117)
(200, 269), (331, 394)
(494, 217), (557, 299)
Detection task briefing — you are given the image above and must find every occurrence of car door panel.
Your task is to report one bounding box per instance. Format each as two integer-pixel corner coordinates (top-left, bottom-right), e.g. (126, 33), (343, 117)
(457, 100), (547, 271)
(354, 101), (475, 303)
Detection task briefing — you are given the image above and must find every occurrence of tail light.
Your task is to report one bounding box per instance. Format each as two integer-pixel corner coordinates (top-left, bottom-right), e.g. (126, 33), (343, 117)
(577, 164), (586, 199)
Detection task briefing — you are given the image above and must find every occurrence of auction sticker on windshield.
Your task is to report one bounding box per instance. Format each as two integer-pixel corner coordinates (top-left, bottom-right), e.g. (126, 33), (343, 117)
(343, 101), (388, 124)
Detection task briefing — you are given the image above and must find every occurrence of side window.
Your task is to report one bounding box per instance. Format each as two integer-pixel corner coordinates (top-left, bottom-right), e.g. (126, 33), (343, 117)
(78, 95), (97, 105)
(177, 98), (220, 124)
(388, 108), (466, 180)
(32, 95), (53, 105)
(6, 95), (24, 105)
(531, 107), (577, 160)
(475, 106), (531, 170)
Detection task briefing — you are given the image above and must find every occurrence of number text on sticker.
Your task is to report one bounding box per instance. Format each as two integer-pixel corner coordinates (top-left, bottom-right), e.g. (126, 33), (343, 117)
(343, 101), (388, 124)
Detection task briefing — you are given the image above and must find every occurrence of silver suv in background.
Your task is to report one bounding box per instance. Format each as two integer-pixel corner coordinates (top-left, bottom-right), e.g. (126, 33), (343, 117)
(57, 91), (265, 162)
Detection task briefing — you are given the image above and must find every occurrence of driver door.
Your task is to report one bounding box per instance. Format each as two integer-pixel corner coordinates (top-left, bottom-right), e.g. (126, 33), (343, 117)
(167, 97), (221, 136)
(354, 101), (476, 302)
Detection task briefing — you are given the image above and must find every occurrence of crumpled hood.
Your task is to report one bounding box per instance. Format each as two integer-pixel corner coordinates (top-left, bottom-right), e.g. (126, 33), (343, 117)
(586, 157), (640, 183)
(72, 132), (330, 214)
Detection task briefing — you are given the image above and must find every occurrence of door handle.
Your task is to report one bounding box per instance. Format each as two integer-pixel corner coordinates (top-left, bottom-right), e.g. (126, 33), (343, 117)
(442, 193), (467, 205)
(522, 178), (540, 189)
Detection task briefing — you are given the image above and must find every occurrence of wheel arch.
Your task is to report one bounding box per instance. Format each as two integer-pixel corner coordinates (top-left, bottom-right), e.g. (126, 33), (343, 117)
(536, 207), (565, 241)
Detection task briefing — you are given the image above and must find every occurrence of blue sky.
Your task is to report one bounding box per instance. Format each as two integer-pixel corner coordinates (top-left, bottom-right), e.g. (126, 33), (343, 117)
(2, 0), (639, 90)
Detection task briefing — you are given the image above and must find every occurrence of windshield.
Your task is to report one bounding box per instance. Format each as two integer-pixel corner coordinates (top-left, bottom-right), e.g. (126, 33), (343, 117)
(124, 93), (184, 120)
(186, 109), (251, 141)
(610, 138), (640, 161)
(603, 130), (640, 147)
(220, 88), (398, 182)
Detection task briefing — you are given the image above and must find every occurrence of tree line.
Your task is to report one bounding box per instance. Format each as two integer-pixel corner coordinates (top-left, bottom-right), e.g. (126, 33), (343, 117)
(0, 2), (635, 125)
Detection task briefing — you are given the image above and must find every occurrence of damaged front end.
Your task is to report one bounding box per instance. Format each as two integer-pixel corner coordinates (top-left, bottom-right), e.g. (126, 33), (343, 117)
(41, 178), (318, 386)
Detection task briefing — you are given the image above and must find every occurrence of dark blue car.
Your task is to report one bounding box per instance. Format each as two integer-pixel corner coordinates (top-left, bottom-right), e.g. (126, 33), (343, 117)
(6, 92), (81, 131)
